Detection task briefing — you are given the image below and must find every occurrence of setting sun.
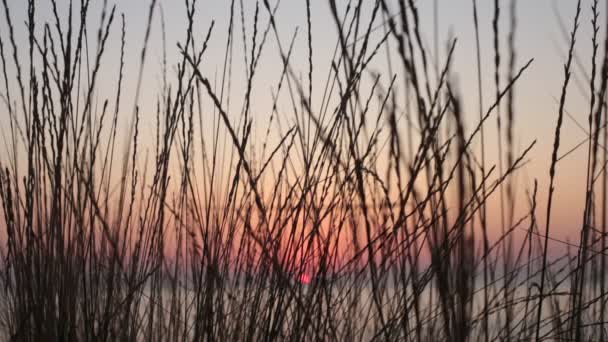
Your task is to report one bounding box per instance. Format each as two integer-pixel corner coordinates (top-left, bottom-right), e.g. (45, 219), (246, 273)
(299, 273), (312, 285)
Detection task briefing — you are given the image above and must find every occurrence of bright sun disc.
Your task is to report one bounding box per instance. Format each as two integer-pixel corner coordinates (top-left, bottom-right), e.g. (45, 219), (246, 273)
(299, 273), (312, 285)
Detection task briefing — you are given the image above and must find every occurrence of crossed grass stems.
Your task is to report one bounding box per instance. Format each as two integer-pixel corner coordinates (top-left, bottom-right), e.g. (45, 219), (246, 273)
(0, 0), (607, 340)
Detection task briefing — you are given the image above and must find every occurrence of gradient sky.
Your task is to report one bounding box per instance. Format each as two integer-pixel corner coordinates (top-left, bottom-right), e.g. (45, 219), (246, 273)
(0, 0), (603, 255)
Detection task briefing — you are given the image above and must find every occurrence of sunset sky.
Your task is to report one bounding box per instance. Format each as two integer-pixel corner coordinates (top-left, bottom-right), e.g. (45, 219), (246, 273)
(0, 0), (602, 253)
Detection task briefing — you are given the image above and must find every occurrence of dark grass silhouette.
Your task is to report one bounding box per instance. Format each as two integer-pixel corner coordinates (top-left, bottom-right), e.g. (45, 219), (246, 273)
(0, 0), (606, 341)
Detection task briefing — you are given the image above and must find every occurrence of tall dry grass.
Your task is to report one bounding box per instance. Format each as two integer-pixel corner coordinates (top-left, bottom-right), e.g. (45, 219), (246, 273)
(0, 0), (606, 341)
